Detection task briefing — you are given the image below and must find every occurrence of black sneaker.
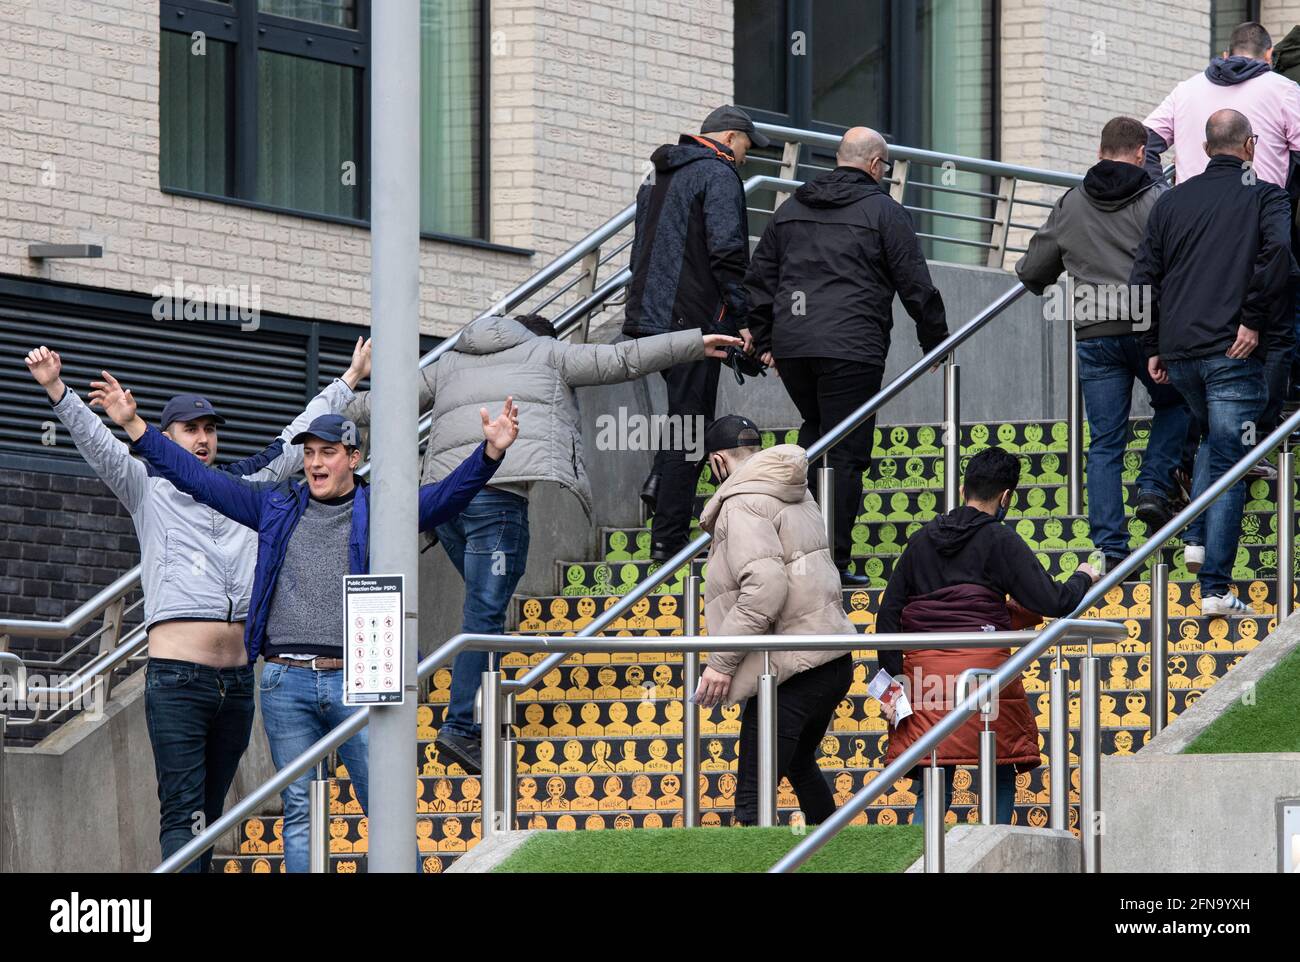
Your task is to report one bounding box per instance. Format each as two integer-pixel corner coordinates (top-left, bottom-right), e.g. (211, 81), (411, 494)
(839, 568), (870, 587)
(1134, 491), (1174, 530)
(434, 732), (483, 775)
(640, 473), (660, 512)
(650, 542), (685, 563)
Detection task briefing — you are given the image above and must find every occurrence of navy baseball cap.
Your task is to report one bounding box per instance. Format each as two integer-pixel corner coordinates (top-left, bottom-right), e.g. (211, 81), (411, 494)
(700, 105), (770, 148)
(705, 415), (763, 454)
(160, 395), (225, 430)
(291, 413), (358, 447)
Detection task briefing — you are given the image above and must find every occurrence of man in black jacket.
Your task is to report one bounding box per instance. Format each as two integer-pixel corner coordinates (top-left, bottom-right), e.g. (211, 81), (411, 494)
(745, 127), (948, 584)
(1131, 109), (1293, 617)
(624, 105), (763, 560)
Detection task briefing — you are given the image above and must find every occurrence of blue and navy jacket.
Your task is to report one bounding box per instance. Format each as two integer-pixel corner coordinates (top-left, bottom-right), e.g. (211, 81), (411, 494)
(131, 424), (501, 661)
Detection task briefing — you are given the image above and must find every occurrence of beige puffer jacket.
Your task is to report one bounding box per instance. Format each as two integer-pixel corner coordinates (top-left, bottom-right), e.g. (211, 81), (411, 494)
(699, 444), (853, 703)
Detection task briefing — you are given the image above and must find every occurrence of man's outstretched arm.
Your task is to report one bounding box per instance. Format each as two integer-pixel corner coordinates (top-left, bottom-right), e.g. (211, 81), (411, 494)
(417, 397), (517, 531)
(90, 370), (268, 530)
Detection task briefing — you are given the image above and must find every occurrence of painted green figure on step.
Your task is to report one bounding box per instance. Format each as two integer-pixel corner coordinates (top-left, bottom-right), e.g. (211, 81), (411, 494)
(1049, 422), (1069, 452)
(1256, 548), (1277, 581)
(1021, 422), (1047, 454)
(696, 465), (716, 496)
(1121, 450), (1141, 484)
(1127, 516), (1145, 549)
(1053, 487), (1072, 514)
(905, 521), (922, 542)
(590, 563), (617, 595)
(1039, 452), (1064, 486)
(915, 425), (941, 456)
(966, 422), (990, 453)
(1245, 479), (1272, 514)
(851, 523), (871, 559)
(929, 457), (946, 490)
(761, 431), (777, 448)
(607, 530), (633, 562)
(784, 429), (799, 445)
(903, 456), (927, 488)
(873, 458), (899, 491)
(877, 523), (901, 555)
(1015, 518), (1039, 551)
(996, 422), (1019, 452)
(1170, 550), (1192, 582)
(1059, 551), (1079, 578)
(634, 530), (652, 560)
(1239, 513), (1263, 546)
(1132, 421), (1150, 449)
(1231, 547), (1255, 582)
(615, 562), (640, 594)
(1035, 551), (1052, 571)
(916, 490), (938, 520)
(862, 492), (886, 522)
(864, 557), (887, 589)
(562, 564), (590, 596)
(1068, 518), (1092, 551)
(1022, 487), (1050, 518)
(886, 491), (912, 522)
(886, 425), (911, 457)
(1041, 517), (1067, 550)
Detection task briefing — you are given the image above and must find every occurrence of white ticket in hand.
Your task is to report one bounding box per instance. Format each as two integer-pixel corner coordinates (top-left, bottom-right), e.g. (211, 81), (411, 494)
(868, 668), (913, 726)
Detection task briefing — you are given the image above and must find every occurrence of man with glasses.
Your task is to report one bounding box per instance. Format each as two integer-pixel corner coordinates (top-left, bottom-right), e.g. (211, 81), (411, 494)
(744, 126), (948, 585)
(1131, 110), (1294, 617)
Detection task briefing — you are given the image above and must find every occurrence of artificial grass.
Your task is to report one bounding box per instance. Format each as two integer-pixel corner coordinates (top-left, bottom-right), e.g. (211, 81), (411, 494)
(493, 825), (924, 873)
(1183, 648), (1300, 754)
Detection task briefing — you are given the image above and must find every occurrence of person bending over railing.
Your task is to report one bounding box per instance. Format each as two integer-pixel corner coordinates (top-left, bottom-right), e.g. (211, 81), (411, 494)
(90, 369), (518, 873)
(875, 446), (1100, 826)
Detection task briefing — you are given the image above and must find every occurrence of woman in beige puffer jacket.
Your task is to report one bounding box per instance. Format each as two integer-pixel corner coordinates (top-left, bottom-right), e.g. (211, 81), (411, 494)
(695, 437), (854, 825)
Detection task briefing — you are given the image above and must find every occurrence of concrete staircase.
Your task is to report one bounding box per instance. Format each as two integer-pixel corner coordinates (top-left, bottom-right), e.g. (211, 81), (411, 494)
(214, 417), (1286, 872)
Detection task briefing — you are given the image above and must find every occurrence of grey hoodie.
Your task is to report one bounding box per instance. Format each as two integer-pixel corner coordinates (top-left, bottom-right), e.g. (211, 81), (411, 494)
(346, 316), (706, 518)
(1015, 159), (1166, 339)
(50, 378), (355, 628)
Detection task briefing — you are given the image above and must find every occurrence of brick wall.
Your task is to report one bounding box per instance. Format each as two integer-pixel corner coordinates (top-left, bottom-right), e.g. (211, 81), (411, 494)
(1260, 1), (1300, 44)
(0, 0), (734, 337)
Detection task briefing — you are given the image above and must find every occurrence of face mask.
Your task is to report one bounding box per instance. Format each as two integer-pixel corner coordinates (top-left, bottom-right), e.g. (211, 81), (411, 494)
(711, 455), (728, 483)
(994, 493), (1010, 522)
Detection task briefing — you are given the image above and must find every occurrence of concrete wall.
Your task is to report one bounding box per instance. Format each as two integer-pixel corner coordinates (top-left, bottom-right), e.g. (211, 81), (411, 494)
(1102, 612), (1300, 872)
(2, 665), (277, 873)
(904, 825), (1080, 873)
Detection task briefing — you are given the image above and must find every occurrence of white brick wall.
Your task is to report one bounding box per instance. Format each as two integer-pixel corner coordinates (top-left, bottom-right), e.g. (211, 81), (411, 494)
(1260, 1), (1300, 45)
(0, 0), (733, 336)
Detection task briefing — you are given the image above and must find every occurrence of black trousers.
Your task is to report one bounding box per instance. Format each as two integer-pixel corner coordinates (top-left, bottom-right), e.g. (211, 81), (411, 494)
(735, 654), (853, 825)
(648, 355), (721, 552)
(778, 356), (885, 569)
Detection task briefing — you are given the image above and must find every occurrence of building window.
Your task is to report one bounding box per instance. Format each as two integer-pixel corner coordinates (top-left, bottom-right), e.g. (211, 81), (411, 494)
(159, 1), (488, 239)
(735, 0), (996, 265)
(1210, 1), (1262, 58)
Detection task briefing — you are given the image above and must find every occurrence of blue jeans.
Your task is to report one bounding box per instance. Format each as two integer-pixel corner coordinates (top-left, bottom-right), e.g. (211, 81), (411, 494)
(1164, 355), (1266, 597)
(434, 488), (530, 739)
(1076, 335), (1191, 559)
(912, 765), (1018, 826)
(259, 663), (369, 873)
(145, 658), (255, 873)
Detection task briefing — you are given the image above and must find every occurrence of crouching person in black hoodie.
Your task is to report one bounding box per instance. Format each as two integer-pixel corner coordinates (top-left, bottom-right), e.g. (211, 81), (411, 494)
(875, 447), (1100, 825)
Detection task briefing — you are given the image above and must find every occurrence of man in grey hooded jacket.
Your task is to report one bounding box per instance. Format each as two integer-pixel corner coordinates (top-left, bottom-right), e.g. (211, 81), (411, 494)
(1016, 116), (1191, 575)
(346, 314), (739, 774)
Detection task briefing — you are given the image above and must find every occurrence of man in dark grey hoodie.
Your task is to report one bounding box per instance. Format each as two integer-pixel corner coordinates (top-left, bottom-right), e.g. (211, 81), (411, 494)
(1017, 116), (1192, 574)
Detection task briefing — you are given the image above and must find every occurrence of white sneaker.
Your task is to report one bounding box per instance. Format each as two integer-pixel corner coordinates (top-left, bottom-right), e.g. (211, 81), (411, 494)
(1184, 544), (1204, 573)
(1200, 591), (1256, 617)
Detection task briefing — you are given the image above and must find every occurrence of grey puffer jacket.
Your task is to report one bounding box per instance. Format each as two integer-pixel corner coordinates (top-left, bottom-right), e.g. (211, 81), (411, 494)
(50, 378), (355, 629)
(346, 315), (706, 518)
(699, 444), (853, 704)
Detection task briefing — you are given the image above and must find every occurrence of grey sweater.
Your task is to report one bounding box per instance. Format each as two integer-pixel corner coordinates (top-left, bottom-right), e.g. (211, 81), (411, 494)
(265, 492), (353, 658)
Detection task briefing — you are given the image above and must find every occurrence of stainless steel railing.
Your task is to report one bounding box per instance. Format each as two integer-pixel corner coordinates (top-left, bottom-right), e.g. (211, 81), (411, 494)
(156, 620), (1120, 872)
(772, 405), (1300, 874)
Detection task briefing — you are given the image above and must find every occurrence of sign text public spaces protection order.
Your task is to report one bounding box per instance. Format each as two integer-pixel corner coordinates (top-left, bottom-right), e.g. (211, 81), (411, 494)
(343, 574), (405, 706)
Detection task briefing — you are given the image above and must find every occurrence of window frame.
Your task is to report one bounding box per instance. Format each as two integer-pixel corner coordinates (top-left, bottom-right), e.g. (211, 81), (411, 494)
(159, 0), (501, 248)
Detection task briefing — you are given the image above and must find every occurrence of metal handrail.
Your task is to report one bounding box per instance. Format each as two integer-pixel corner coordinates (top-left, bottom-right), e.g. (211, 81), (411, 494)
(772, 403), (1300, 872)
(155, 621), (1117, 872)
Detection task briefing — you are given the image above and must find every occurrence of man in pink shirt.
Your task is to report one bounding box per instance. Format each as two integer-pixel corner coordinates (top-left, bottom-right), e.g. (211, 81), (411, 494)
(1144, 21), (1300, 188)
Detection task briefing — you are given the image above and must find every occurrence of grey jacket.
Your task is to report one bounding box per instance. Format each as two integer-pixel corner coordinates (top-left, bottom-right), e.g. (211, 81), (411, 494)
(1016, 159), (1166, 339)
(51, 378), (355, 629)
(346, 316), (706, 518)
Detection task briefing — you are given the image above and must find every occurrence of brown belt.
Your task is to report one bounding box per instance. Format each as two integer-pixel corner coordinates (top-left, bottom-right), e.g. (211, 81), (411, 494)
(266, 656), (345, 671)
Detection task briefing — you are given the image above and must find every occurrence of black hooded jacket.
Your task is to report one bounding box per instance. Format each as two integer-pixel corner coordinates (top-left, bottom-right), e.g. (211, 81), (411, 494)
(875, 505), (1091, 676)
(623, 135), (752, 339)
(743, 166), (948, 363)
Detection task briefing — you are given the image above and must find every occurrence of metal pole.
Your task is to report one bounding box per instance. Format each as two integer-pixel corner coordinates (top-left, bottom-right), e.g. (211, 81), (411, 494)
(500, 692), (516, 833)
(480, 668), (501, 842)
(1080, 654), (1101, 873)
(979, 728), (997, 826)
(757, 652), (778, 827)
(923, 754), (944, 873)
(944, 361), (961, 512)
(367, 0), (422, 873)
(683, 575), (701, 828)
(0, 714), (6, 873)
(1049, 656), (1068, 831)
(309, 760), (330, 874)
(1278, 449), (1294, 621)
(1151, 561), (1169, 738)
(817, 459), (835, 550)
(1066, 295), (1084, 516)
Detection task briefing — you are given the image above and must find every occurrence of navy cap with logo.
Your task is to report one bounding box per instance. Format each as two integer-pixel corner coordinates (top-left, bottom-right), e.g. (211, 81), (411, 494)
(705, 414), (763, 455)
(160, 395), (226, 430)
(291, 413), (359, 448)
(700, 104), (770, 148)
